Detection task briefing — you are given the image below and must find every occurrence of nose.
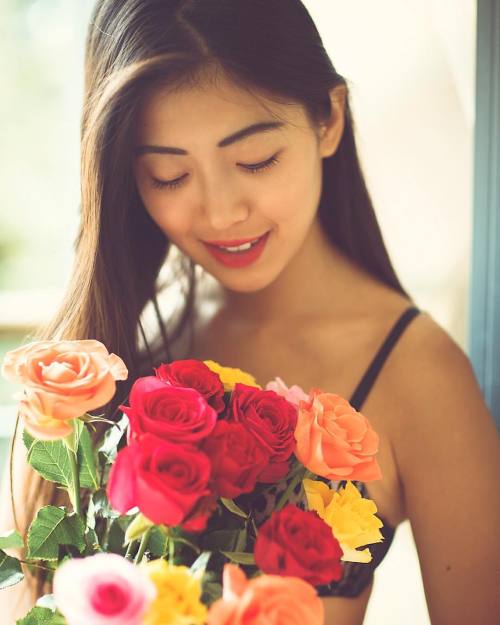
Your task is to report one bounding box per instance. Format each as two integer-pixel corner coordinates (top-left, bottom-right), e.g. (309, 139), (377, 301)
(201, 177), (250, 231)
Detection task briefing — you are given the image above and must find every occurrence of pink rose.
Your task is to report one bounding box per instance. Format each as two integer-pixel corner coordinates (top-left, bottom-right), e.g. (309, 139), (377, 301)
(1, 339), (128, 440)
(265, 377), (309, 408)
(295, 388), (382, 481)
(207, 564), (324, 625)
(53, 553), (156, 625)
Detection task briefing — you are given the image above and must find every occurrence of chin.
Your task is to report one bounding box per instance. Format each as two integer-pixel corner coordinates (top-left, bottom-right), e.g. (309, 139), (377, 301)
(212, 266), (281, 294)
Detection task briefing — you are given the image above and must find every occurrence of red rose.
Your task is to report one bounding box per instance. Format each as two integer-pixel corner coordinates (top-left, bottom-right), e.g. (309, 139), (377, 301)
(120, 376), (217, 444)
(182, 494), (218, 532)
(155, 360), (225, 414)
(107, 433), (212, 527)
(229, 384), (298, 482)
(254, 505), (344, 586)
(202, 421), (270, 499)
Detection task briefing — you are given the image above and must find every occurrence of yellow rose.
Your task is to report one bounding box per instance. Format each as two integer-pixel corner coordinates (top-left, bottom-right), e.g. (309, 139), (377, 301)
(203, 360), (261, 392)
(303, 478), (384, 563)
(141, 560), (207, 625)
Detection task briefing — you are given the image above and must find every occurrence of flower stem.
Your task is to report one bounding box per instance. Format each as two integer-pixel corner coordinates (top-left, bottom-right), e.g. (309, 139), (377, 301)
(168, 533), (175, 565)
(125, 539), (137, 561)
(250, 517), (259, 537)
(66, 445), (81, 517)
(134, 528), (152, 564)
(63, 420), (82, 517)
(19, 559), (54, 572)
(275, 466), (307, 511)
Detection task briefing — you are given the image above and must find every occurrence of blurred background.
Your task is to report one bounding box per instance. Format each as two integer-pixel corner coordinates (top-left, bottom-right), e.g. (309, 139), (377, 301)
(0, 1), (477, 624)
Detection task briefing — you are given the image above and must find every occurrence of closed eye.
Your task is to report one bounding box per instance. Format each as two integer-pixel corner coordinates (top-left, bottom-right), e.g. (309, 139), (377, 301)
(150, 152), (281, 190)
(239, 153), (280, 173)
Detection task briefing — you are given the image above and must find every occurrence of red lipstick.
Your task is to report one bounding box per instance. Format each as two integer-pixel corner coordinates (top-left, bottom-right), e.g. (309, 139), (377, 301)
(202, 231), (271, 268)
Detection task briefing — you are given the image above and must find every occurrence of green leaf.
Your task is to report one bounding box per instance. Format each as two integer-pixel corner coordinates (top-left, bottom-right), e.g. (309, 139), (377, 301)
(22, 428), (36, 454)
(0, 550), (24, 589)
(106, 518), (126, 554)
(16, 606), (65, 625)
(147, 526), (168, 558)
(27, 506), (85, 561)
(84, 527), (100, 553)
(63, 418), (83, 454)
(23, 430), (72, 488)
(98, 414), (128, 464)
(201, 529), (242, 552)
(118, 514), (137, 531)
(76, 425), (98, 490)
(220, 498), (248, 519)
(201, 582), (223, 606)
(190, 550), (212, 576)
(23, 427), (98, 490)
(221, 551), (255, 565)
(86, 489), (119, 530)
(0, 529), (24, 549)
(234, 529), (247, 553)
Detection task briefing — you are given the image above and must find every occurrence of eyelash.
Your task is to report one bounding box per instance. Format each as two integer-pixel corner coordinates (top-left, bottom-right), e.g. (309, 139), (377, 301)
(150, 153), (280, 190)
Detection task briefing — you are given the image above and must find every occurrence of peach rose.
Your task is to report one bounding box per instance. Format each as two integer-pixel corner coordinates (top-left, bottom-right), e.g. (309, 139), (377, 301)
(294, 388), (382, 481)
(1, 339), (128, 440)
(206, 564), (324, 625)
(16, 388), (74, 440)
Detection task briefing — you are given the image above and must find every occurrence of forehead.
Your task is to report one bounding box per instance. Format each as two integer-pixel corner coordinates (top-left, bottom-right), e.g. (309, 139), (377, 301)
(134, 73), (312, 145)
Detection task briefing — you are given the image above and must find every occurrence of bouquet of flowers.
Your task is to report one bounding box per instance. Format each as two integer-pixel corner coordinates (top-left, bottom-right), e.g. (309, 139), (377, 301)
(1, 339), (384, 625)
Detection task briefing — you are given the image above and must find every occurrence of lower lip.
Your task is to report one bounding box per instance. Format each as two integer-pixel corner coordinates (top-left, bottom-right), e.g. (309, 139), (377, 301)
(203, 231), (271, 268)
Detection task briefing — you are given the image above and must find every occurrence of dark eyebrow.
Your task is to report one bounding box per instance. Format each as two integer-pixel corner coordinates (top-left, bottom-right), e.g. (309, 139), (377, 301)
(134, 121), (285, 156)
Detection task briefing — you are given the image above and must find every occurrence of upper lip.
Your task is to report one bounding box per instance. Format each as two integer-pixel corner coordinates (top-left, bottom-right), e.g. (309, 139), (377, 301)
(203, 232), (268, 246)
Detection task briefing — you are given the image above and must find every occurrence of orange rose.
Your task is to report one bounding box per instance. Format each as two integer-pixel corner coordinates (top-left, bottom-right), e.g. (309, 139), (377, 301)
(294, 389), (382, 481)
(1, 339), (128, 440)
(207, 564), (324, 625)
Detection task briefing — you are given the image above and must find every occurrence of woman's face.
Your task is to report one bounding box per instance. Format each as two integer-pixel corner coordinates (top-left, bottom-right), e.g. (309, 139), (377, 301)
(133, 74), (343, 293)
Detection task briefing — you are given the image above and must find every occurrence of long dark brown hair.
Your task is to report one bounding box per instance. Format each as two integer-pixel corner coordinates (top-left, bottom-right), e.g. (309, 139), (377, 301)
(13, 0), (407, 604)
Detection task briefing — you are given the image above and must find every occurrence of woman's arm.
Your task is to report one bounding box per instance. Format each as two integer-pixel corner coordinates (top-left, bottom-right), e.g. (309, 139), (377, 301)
(389, 317), (500, 625)
(321, 578), (374, 625)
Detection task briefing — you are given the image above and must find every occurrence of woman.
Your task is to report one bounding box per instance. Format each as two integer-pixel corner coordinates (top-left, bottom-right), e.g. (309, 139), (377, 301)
(1, 1), (499, 624)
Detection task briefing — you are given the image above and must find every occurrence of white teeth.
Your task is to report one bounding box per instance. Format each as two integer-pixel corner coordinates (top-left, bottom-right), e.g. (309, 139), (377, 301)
(218, 238), (260, 252)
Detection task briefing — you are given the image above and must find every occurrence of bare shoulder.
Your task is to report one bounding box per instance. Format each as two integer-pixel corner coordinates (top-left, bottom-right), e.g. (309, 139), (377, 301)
(374, 310), (500, 625)
(386, 310), (474, 383)
(378, 309), (495, 439)
(377, 308), (499, 496)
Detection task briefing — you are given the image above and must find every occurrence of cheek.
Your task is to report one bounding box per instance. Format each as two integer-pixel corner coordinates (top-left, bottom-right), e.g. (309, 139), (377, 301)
(144, 196), (194, 241)
(135, 170), (193, 239)
(266, 160), (321, 226)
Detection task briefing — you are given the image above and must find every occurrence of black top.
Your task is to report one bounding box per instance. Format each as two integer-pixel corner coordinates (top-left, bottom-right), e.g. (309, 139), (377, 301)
(317, 304), (421, 597)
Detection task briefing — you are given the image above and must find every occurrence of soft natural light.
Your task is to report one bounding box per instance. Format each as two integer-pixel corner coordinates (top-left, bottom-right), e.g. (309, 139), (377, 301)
(0, 3), (477, 624)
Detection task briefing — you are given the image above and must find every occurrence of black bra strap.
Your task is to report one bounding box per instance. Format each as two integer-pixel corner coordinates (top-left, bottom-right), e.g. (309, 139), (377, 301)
(349, 306), (421, 411)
